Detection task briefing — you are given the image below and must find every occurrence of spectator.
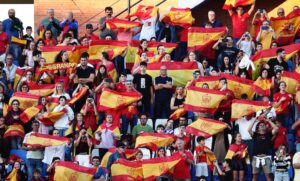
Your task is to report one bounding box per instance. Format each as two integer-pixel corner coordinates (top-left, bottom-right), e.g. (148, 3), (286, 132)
(170, 86), (185, 117)
(204, 10), (223, 27)
(42, 29), (57, 46)
(91, 156), (106, 181)
(0, 21), (9, 62)
(106, 141), (126, 172)
(81, 98), (98, 131)
(132, 114), (153, 140)
(265, 48), (288, 77)
(37, 8), (61, 41)
(23, 26), (34, 48)
(98, 7), (116, 40)
(72, 52), (95, 88)
(74, 128), (93, 167)
(256, 20), (276, 49)
(157, 21), (177, 43)
(60, 11), (79, 39)
(3, 53), (17, 89)
(214, 159), (233, 181)
(236, 31), (255, 57)
(51, 82), (71, 100)
(252, 8), (269, 38)
(273, 144), (291, 181)
(82, 24), (99, 41)
(139, 11), (158, 41)
(54, 50), (69, 63)
(46, 157), (60, 181)
(5, 161), (27, 181)
(293, 150), (300, 181)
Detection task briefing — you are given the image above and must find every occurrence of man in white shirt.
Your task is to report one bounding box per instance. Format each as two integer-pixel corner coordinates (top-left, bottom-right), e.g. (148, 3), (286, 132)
(3, 53), (16, 89)
(139, 14), (158, 40)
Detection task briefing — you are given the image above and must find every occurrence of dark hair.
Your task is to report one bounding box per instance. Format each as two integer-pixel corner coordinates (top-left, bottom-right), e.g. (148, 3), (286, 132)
(33, 169), (41, 174)
(61, 33), (72, 44)
(259, 68), (269, 78)
(139, 39), (148, 51)
(140, 61), (147, 67)
(224, 159), (232, 168)
(32, 120), (40, 125)
(240, 94), (248, 100)
(276, 48), (285, 54)
(96, 65), (108, 83)
(101, 52), (110, 61)
(92, 156), (100, 161)
(26, 26), (32, 30)
(58, 95), (67, 101)
(43, 29), (53, 39)
(11, 99), (20, 106)
(35, 39), (44, 49)
(52, 157), (60, 163)
(55, 50), (69, 63)
(238, 69), (250, 79)
(156, 124), (165, 130)
(105, 7), (113, 11)
(219, 77), (227, 84)
(80, 52), (89, 59)
(196, 136), (205, 143)
(140, 113), (147, 118)
(157, 44), (164, 51)
(256, 42), (262, 46)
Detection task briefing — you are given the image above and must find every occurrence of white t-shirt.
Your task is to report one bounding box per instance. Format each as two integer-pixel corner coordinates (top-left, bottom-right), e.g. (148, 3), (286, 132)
(235, 117), (255, 140)
(293, 152), (300, 181)
(139, 16), (157, 40)
(23, 132), (44, 159)
(239, 41), (253, 57)
(42, 145), (66, 165)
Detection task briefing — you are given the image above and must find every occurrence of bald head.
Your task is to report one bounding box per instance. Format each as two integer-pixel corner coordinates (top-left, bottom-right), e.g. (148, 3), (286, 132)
(208, 10), (216, 22)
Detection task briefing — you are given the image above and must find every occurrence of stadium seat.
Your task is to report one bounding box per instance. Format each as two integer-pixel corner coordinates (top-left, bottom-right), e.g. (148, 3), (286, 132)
(9, 149), (27, 163)
(140, 148), (151, 159)
(155, 118), (168, 129)
(91, 149), (99, 158)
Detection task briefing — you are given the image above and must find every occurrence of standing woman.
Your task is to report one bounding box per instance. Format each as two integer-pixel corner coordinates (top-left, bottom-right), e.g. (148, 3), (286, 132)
(42, 29), (57, 46)
(273, 144), (291, 181)
(170, 86), (185, 127)
(54, 50), (69, 63)
(51, 82), (71, 100)
(37, 96), (51, 134)
(186, 51), (204, 76)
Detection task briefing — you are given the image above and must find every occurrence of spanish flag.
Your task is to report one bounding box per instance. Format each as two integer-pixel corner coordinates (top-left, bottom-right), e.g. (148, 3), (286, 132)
(98, 88), (142, 111)
(95, 123), (121, 138)
(54, 161), (96, 181)
(135, 132), (175, 150)
(3, 124), (25, 138)
(11, 36), (26, 46)
(280, 71), (300, 94)
(185, 118), (227, 138)
(231, 99), (271, 121)
(270, 9), (300, 45)
(225, 144), (248, 159)
(19, 105), (43, 123)
(251, 43), (300, 79)
(28, 84), (55, 96)
(14, 67), (33, 90)
(169, 107), (187, 120)
(88, 40), (127, 60)
(251, 77), (272, 96)
(126, 5), (158, 20)
(9, 92), (40, 110)
(111, 159), (143, 181)
(39, 24), (44, 39)
(146, 62), (198, 86)
(162, 7), (194, 28)
(6, 168), (17, 181)
(188, 27), (227, 59)
(39, 109), (66, 126)
(195, 75), (221, 89)
(106, 18), (142, 31)
(23, 132), (69, 147)
(184, 86), (226, 114)
(101, 147), (138, 167)
(221, 73), (255, 99)
(223, 0), (255, 10)
(88, 59), (117, 82)
(68, 87), (89, 105)
(41, 45), (88, 63)
(142, 155), (182, 181)
(40, 62), (77, 72)
(268, 0), (300, 18)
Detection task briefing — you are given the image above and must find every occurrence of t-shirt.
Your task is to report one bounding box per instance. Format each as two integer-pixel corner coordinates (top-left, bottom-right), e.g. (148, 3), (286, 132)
(172, 151), (193, 179)
(252, 132), (272, 156)
(220, 46), (239, 65)
(23, 132), (44, 159)
(195, 145), (209, 163)
(0, 32), (9, 54)
(75, 64), (95, 88)
(140, 16), (157, 40)
(132, 124), (153, 137)
(93, 167), (106, 179)
(273, 126), (287, 149)
(133, 73), (153, 100)
(154, 76), (173, 101)
(293, 152), (300, 181)
(235, 117), (255, 140)
(231, 13), (250, 38)
(99, 16), (116, 40)
(267, 58), (288, 76)
(273, 92), (292, 114)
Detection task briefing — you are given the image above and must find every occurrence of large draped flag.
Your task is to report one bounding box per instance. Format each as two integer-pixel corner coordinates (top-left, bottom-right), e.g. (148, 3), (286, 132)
(146, 62), (198, 86)
(111, 159), (143, 181)
(19, 105), (43, 123)
(162, 7), (194, 28)
(251, 77), (272, 96)
(54, 161), (96, 181)
(268, 0), (300, 18)
(28, 84), (55, 96)
(135, 132), (175, 150)
(142, 155), (182, 181)
(225, 144), (248, 159)
(186, 118), (227, 138)
(41, 45), (88, 63)
(221, 73), (255, 99)
(39, 109), (66, 126)
(270, 9), (300, 45)
(184, 86), (226, 114)
(280, 71), (300, 94)
(4, 124), (25, 138)
(97, 88), (142, 111)
(231, 99), (271, 121)
(251, 43), (300, 79)
(106, 18), (142, 31)
(126, 5), (158, 20)
(101, 147), (139, 167)
(169, 107), (186, 120)
(88, 40), (127, 60)
(195, 76), (221, 89)
(95, 123), (121, 138)
(23, 133), (69, 147)
(188, 27), (227, 59)
(223, 0), (255, 10)
(9, 92), (40, 110)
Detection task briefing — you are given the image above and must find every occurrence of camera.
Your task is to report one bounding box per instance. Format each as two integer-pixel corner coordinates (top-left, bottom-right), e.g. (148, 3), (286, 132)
(88, 98), (93, 103)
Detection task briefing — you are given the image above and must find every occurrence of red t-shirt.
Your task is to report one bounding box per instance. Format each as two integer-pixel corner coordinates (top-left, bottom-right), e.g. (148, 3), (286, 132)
(116, 82), (127, 92)
(172, 151), (193, 179)
(273, 126), (287, 149)
(195, 145), (209, 163)
(0, 32), (9, 54)
(178, 28), (188, 42)
(218, 89), (234, 112)
(273, 92), (292, 114)
(231, 13), (250, 38)
(176, 135), (191, 150)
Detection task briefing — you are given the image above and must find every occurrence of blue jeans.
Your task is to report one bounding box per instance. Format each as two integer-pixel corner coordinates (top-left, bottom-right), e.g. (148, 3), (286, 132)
(274, 171), (289, 181)
(242, 139), (253, 160)
(58, 128), (68, 137)
(26, 158), (42, 181)
(8, 44), (21, 66)
(121, 114), (138, 135)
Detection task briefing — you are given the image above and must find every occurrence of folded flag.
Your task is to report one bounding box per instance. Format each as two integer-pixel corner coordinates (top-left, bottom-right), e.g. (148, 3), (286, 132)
(11, 36), (26, 46)
(231, 99), (271, 121)
(95, 123), (121, 138)
(225, 144), (248, 159)
(126, 5), (158, 20)
(19, 105), (43, 123)
(162, 7), (194, 28)
(101, 147), (139, 167)
(251, 77), (272, 96)
(280, 71), (300, 94)
(169, 107), (186, 120)
(54, 161), (96, 181)
(4, 124), (25, 138)
(135, 132), (175, 150)
(186, 118), (227, 138)
(28, 84), (55, 96)
(88, 40), (127, 60)
(68, 87), (89, 105)
(97, 88), (142, 111)
(223, 0), (255, 10)
(106, 18), (142, 31)
(184, 86), (226, 114)
(23, 132), (69, 147)
(39, 109), (66, 126)
(142, 155), (182, 181)
(9, 92), (40, 110)
(188, 27), (227, 59)
(111, 159), (143, 181)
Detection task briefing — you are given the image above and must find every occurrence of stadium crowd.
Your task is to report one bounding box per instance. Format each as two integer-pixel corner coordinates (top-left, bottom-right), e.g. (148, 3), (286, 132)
(1, 1), (300, 181)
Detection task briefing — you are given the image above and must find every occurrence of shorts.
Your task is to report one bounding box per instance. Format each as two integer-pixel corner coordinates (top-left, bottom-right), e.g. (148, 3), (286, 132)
(195, 163), (208, 177)
(252, 156), (272, 174)
(232, 158), (247, 171)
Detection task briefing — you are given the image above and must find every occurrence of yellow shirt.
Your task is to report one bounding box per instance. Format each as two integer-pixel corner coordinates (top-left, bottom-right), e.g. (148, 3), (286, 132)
(260, 30), (273, 50)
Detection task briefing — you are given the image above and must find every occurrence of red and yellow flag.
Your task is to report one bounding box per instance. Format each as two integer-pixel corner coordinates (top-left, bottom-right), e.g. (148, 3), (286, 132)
(41, 45), (88, 63)
(23, 132), (69, 147)
(14, 67), (33, 90)
(142, 155), (182, 181)
(231, 99), (271, 120)
(39, 109), (66, 126)
(186, 118), (227, 138)
(88, 59), (117, 82)
(280, 71), (300, 94)
(39, 25), (44, 39)
(188, 27), (227, 59)
(195, 75), (221, 89)
(6, 168), (17, 181)
(223, 0), (255, 10)
(106, 18), (142, 31)
(9, 92), (40, 110)
(88, 40), (127, 60)
(111, 159), (143, 181)
(4, 124), (25, 138)
(225, 144), (248, 159)
(98, 88), (142, 111)
(162, 7), (194, 28)
(95, 123), (121, 138)
(68, 87), (89, 105)
(126, 5), (158, 20)
(28, 84), (55, 96)
(11, 36), (26, 46)
(135, 132), (175, 150)
(146, 62), (198, 86)
(169, 107), (187, 120)
(184, 86), (226, 114)
(251, 77), (272, 96)
(101, 147), (139, 167)
(40, 62), (77, 72)
(54, 161), (96, 181)
(251, 43), (300, 79)
(19, 105), (43, 123)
